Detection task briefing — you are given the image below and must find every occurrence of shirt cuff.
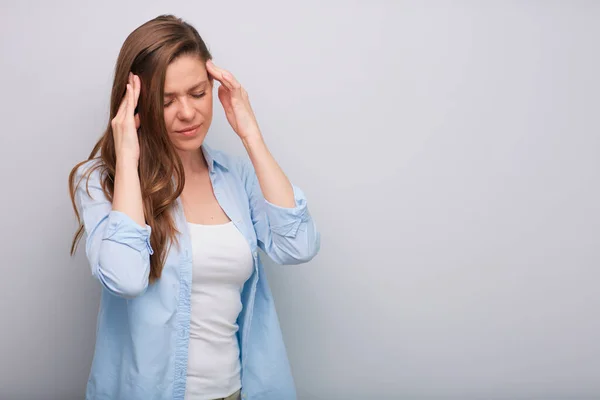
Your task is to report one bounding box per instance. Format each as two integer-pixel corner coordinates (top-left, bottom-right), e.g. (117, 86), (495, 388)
(102, 210), (154, 255)
(264, 185), (310, 238)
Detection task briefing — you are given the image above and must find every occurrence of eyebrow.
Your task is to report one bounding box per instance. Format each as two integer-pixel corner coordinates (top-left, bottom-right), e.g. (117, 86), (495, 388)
(164, 80), (208, 97)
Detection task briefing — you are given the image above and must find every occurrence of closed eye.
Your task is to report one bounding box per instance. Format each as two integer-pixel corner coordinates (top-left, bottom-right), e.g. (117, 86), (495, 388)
(164, 92), (206, 108)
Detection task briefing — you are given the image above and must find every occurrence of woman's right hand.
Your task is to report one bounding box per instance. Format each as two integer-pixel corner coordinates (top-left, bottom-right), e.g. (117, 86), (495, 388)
(112, 72), (141, 163)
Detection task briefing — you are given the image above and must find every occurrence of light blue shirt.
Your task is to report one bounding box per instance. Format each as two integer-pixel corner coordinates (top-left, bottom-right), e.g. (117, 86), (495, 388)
(74, 144), (320, 400)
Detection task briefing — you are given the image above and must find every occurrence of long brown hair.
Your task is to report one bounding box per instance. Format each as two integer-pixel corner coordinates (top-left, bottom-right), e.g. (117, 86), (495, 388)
(68, 15), (212, 283)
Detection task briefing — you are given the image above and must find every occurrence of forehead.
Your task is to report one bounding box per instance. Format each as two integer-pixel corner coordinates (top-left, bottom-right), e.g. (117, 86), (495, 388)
(164, 54), (208, 92)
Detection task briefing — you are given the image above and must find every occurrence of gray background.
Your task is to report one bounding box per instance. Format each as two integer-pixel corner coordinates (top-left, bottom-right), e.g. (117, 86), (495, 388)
(1, 1), (599, 399)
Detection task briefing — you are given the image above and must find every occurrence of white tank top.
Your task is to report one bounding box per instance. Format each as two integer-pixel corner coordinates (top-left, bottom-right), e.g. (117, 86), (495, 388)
(184, 221), (254, 400)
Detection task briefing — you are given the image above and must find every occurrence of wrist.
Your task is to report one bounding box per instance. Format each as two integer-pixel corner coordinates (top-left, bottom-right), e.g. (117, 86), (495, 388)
(116, 155), (139, 170)
(241, 133), (265, 150)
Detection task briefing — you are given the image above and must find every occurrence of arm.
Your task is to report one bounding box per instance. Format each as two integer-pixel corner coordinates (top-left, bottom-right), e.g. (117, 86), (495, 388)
(74, 163), (152, 298)
(205, 60), (320, 264)
(74, 72), (151, 298)
(241, 136), (295, 208)
(113, 158), (145, 227)
(112, 72), (145, 226)
(240, 141), (320, 265)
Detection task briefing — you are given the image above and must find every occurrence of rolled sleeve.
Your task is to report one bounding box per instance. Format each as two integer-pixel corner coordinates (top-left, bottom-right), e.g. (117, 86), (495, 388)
(264, 185), (310, 238)
(103, 210), (154, 255)
(94, 211), (153, 299)
(240, 157), (320, 265)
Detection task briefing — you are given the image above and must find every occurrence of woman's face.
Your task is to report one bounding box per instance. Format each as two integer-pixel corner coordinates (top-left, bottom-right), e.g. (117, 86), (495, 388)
(163, 54), (213, 153)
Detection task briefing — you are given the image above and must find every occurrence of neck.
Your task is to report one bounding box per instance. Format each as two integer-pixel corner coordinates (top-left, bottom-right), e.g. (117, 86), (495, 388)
(177, 147), (209, 176)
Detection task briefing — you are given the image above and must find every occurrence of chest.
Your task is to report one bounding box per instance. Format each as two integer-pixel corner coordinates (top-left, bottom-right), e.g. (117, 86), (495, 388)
(181, 171), (230, 225)
(187, 221), (254, 288)
(169, 169), (259, 266)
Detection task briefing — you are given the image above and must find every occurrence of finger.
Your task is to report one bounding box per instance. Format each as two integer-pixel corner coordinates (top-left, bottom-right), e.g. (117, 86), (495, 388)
(206, 61), (228, 88)
(241, 87), (249, 100)
(128, 72), (133, 92)
(133, 75), (141, 108)
(206, 60), (239, 91)
(129, 83), (136, 118)
(124, 84), (133, 117)
(114, 85), (129, 122)
(205, 59), (221, 80)
(218, 85), (233, 110)
(221, 70), (241, 92)
(218, 87), (236, 122)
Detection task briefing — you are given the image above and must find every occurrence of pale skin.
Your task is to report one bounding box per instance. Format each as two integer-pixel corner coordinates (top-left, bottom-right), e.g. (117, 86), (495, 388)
(110, 54), (295, 227)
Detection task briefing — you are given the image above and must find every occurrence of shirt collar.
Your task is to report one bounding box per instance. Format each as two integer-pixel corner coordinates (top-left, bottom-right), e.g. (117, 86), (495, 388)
(201, 143), (229, 173)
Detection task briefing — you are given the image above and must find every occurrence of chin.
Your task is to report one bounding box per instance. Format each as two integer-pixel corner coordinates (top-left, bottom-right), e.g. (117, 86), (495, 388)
(171, 133), (207, 153)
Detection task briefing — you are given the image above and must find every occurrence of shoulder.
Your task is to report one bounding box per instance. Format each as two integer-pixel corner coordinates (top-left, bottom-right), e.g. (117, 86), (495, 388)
(203, 145), (254, 179)
(72, 158), (108, 193)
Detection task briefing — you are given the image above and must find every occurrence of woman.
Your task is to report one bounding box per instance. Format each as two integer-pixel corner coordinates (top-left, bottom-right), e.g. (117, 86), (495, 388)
(69, 14), (320, 400)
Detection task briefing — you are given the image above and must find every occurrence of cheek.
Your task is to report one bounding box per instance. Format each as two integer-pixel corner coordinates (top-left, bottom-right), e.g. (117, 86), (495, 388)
(163, 108), (177, 129)
(202, 92), (214, 116)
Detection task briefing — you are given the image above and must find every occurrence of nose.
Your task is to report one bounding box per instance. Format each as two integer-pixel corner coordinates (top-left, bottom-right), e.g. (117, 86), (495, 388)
(177, 98), (195, 121)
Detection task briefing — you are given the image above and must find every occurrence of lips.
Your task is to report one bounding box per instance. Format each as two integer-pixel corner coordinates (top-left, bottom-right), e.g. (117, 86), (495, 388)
(176, 124), (201, 136)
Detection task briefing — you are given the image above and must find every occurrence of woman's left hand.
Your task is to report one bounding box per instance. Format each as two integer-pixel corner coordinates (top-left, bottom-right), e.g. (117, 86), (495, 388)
(206, 60), (262, 142)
